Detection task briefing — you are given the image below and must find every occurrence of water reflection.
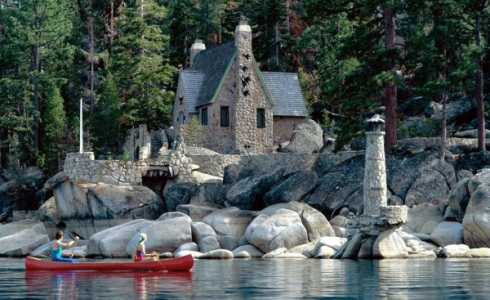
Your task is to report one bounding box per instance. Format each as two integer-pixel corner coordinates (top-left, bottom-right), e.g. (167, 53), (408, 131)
(25, 270), (192, 299)
(0, 258), (489, 299)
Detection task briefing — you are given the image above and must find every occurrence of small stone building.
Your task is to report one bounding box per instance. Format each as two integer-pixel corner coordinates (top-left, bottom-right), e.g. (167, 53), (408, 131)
(123, 124), (170, 160)
(173, 20), (308, 154)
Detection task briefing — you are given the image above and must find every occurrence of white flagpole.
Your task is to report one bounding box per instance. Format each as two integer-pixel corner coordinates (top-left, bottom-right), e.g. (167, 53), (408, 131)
(79, 98), (83, 153)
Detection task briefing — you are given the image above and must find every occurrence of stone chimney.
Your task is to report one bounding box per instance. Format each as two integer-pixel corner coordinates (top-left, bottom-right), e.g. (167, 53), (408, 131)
(363, 114), (388, 217)
(190, 39), (206, 67)
(235, 16), (252, 53)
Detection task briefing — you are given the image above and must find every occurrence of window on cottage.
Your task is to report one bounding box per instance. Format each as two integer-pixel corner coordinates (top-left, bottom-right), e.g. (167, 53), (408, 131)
(220, 106), (229, 127)
(257, 108), (265, 128)
(179, 96), (183, 105)
(201, 108), (208, 126)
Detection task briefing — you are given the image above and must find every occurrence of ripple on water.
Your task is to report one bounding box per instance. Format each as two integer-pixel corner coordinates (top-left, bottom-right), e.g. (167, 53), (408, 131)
(1, 258), (490, 299)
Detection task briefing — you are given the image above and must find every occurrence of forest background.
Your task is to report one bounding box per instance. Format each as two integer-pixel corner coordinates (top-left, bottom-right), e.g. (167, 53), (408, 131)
(0, 0), (488, 174)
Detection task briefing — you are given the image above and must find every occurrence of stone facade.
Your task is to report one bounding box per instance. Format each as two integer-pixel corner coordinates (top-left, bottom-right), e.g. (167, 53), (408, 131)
(173, 20), (307, 154)
(123, 125), (171, 160)
(273, 116), (307, 145)
(363, 121), (388, 216)
(123, 125), (152, 160)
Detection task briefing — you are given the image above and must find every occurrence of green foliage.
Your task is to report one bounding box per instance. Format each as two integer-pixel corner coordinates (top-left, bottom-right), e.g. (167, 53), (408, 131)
(182, 116), (206, 146)
(92, 72), (121, 155)
(42, 83), (66, 172)
(111, 0), (176, 130)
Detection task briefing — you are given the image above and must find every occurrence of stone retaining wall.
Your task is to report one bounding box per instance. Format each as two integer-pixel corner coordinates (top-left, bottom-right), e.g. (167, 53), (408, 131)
(63, 153), (148, 185)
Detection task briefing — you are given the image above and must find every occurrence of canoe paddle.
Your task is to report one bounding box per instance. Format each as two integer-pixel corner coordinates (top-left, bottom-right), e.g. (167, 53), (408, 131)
(70, 231), (85, 240)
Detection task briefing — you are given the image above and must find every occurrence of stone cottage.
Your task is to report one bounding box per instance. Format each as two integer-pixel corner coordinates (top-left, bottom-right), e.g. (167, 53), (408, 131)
(172, 19), (308, 154)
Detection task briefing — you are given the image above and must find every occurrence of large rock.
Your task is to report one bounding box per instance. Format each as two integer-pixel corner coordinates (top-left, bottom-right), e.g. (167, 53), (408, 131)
(88, 219), (152, 257)
(200, 249), (233, 259)
(177, 204), (217, 222)
(203, 208), (256, 250)
(0, 223), (49, 257)
(468, 169), (490, 194)
(264, 171), (318, 206)
(54, 182), (163, 219)
(37, 197), (60, 225)
(448, 178), (471, 222)
(282, 119), (323, 154)
(441, 244), (470, 258)
(158, 211), (192, 223)
(128, 216), (192, 254)
(0, 167), (44, 214)
(468, 248), (490, 258)
(244, 208), (308, 253)
(314, 236), (347, 251)
(189, 183), (226, 207)
(232, 244), (264, 258)
(163, 182), (198, 211)
(191, 222), (220, 253)
(430, 221), (464, 246)
(404, 159), (456, 207)
(0, 219), (45, 239)
(405, 203), (444, 234)
(261, 202), (335, 241)
(226, 168), (285, 210)
(306, 155), (365, 216)
(463, 183), (490, 247)
(372, 229), (409, 259)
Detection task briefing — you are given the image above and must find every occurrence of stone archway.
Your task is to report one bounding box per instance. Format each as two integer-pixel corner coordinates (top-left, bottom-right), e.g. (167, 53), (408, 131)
(141, 165), (177, 198)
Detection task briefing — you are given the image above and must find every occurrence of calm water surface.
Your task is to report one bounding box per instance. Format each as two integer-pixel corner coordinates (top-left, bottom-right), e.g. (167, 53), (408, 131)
(1, 258), (490, 299)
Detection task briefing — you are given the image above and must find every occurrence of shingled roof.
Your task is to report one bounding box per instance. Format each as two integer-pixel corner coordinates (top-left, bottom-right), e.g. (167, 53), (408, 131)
(262, 72), (308, 117)
(179, 70), (204, 113)
(191, 42), (237, 108)
(179, 43), (307, 117)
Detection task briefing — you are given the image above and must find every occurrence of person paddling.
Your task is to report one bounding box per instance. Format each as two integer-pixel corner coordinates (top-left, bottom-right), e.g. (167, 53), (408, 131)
(51, 230), (79, 263)
(132, 233), (159, 262)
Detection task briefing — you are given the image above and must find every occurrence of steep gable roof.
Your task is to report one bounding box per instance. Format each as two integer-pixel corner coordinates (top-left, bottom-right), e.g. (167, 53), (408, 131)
(191, 42), (237, 107)
(179, 70), (204, 113)
(262, 72), (308, 117)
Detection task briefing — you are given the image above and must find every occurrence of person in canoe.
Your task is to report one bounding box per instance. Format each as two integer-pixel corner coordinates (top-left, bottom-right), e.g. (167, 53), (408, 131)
(132, 233), (159, 262)
(51, 230), (79, 263)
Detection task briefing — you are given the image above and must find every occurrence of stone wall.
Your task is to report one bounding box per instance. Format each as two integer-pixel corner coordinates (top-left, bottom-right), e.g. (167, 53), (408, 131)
(198, 61), (236, 153)
(273, 116), (306, 145)
(63, 153), (147, 185)
(189, 152), (318, 178)
(234, 23), (274, 154)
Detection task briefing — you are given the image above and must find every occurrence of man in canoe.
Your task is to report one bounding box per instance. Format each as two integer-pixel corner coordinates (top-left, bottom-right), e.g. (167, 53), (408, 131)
(51, 230), (79, 263)
(132, 233), (159, 262)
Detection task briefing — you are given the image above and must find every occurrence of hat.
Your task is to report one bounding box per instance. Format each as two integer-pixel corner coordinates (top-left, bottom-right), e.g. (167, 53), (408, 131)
(139, 233), (147, 244)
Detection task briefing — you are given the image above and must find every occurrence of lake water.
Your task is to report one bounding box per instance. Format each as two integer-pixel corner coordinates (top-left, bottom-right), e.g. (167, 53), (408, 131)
(1, 258), (490, 299)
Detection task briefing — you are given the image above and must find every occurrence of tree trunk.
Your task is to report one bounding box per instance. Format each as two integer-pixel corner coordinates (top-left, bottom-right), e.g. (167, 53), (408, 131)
(440, 85), (448, 160)
(475, 13), (486, 153)
(109, 0), (114, 55)
(274, 22), (280, 68)
(88, 9), (95, 112)
(383, 6), (397, 151)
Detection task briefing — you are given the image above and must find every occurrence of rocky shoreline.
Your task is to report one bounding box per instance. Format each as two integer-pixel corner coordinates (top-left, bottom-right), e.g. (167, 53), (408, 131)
(1, 119), (490, 261)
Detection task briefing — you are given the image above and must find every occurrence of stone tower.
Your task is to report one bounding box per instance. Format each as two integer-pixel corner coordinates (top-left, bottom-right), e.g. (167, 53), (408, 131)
(363, 114), (388, 216)
(233, 17), (273, 153)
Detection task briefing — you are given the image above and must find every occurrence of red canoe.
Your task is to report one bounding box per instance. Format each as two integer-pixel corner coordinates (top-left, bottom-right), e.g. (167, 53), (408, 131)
(25, 255), (193, 272)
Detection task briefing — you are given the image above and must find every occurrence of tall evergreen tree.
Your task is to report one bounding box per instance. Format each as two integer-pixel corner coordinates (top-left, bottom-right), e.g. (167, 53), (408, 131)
(92, 72), (121, 155)
(111, 0), (176, 130)
(42, 83), (66, 172)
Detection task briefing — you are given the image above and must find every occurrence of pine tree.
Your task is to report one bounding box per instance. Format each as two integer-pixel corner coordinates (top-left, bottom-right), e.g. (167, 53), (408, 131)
(92, 72), (121, 156)
(111, 0), (176, 130)
(42, 83), (66, 173)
